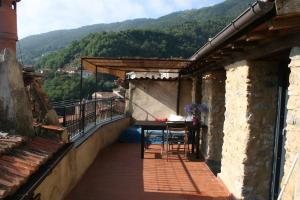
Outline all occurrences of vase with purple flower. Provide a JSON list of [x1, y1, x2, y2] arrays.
[[184, 103, 208, 126]]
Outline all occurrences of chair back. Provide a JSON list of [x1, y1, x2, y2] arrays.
[[166, 121, 187, 131]]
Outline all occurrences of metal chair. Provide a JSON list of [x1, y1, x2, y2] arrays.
[[165, 121, 189, 161]]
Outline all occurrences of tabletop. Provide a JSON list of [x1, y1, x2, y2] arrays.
[[136, 120, 206, 159]]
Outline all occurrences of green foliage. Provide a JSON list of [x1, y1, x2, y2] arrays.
[[43, 72, 117, 102], [18, 0, 256, 65], [21, 0, 256, 101], [36, 30, 201, 69]]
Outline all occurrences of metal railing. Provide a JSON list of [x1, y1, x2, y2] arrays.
[[53, 98, 125, 141]]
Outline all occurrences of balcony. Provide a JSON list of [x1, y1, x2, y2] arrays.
[[27, 95, 231, 200], [47, 78, 231, 200]]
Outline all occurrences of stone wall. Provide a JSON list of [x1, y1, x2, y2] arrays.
[[295, 159, 300, 199], [281, 47, 300, 200], [126, 79, 192, 121], [33, 118, 131, 200], [179, 78, 193, 116], [200, 70, 226, 174], [219, 60, 278, 199], [0, 49, 34, 135], [192, 76, 202, 104], [219, 62, 249, 199], [276, 0, 300, 15]]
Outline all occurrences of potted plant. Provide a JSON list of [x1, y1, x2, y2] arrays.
[[184, 103, 208, 126]]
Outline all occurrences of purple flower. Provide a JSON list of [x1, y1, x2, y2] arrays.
[[197, 104, 209, 113], [184, 104, 192, 114], [184, 103, 208, 116]]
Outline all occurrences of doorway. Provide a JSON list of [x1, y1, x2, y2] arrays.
[[270, 59, 290, 200]]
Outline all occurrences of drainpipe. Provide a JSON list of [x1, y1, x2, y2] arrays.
[[190, 0, 275, 61]]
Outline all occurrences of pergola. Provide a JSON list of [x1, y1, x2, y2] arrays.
[[81, 57, 192, 78], [80, 57, 193, 114]]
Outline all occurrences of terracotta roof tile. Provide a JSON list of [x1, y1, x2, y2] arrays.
[[40, 125, 65, 132], [0, 190, 8, 199], [0, 136, 64, 199], [0, 178, 18, 190], [0, 136, 25, 155], [0, 159, 33, 175]]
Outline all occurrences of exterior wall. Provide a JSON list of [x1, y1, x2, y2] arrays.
[[0, 49, 34, 135], [219, 62, 249, 199], [33, 118, 131, 200], [219, 60, 278, 199], [200, 70, 226, 174], [281, 47, 300, 200], [0, 0, 18, 53], [276, 0, 300, 15], [126, 79, 192, 121], [192, 76, 202, 104], [179, 78, 193, 116], [295, 159, 300, 199]]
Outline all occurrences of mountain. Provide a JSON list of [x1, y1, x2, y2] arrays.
[[18, 0, 256, 65], [36, 30, 202, 69]]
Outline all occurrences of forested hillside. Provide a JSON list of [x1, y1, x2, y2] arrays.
[[44, 73, 116, 102], [21, 0, 256, 101], [18, 0, 256, 65], [36, 30, 201, 69]]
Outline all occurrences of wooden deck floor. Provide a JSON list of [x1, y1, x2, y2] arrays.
[[66, 144, 231, 200]]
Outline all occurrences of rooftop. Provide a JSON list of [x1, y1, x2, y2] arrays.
[[0, 136, 64, 199]]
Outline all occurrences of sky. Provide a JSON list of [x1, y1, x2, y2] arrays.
[[17, 0, 224, 39]]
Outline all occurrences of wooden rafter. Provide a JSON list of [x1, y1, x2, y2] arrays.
[[81, 57, 192, 78]]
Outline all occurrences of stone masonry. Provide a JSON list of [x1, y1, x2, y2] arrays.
[[0, 49, 34, 135], [281, 47, 300, 200], [276, 0, 300, 15], [200, 70, 226, 174], [179, 78, 193, 116], [192, 75, 202, 104], [219, 60, 278, 199]]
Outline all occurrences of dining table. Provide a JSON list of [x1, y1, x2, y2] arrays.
[[135, 120, 206, 159]]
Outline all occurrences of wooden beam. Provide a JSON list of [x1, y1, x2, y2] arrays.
[[231, 40, 260, 49], [243, 32, 300, 60], [102, 66, 181, 71], [82, 58, 192, 70], [269, 17, 300, 30], [185, 32, 300, 74], [246, 34, 269, 42]]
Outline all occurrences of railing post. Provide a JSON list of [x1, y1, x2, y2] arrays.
[[95, 66, 98, 125], [82, 102, 86, 135], [94, 99, 97, 125], [110, 98, 113, 120], [63, 106, 66, 127]]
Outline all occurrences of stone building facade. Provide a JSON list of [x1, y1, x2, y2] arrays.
[[186, 1, 300, 199], [193, 47, 300, 200], [0, 49, 34, 135], [276, 0, 300, 15], [218, 60, 278, 199], [200, 70, 226, 174], [281, 47, 300, 200]]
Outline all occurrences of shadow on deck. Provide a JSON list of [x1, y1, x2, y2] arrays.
[[66, 143, 230, 200]]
